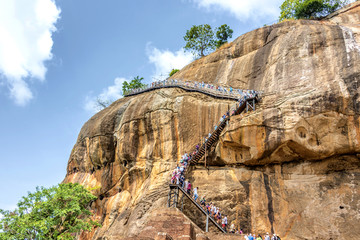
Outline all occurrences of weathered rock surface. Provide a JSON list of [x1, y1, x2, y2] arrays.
[[123, 208, 198, 240], [64, 2, 360, 240]]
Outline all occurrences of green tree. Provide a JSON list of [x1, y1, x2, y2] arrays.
[[215, 24, 233, 49], [279, 0, 348, 21], [295, 0, 327, 18], [0, 183, 99, 240], [169, 69, 179, 77], [122, 76, 146, 95], [184, 24, 233, 57], [279, 0, 299, 21], [184, 24, 215, 57], [96, 97, 111, 110]]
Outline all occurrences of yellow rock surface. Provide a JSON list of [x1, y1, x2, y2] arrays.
[[64, 3, 360, 240]]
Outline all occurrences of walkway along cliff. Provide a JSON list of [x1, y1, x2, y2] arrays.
[[63, 2, 360, 240]]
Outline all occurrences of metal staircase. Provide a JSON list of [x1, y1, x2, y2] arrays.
[[122, 77, 261, 235], [168, 184, 226, 233], [168, 95, 259, 233], [189, 97, 258, 165]]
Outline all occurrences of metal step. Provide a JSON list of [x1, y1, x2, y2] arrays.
[[168, 184, 226, 233]]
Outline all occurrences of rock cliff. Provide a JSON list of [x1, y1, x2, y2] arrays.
[[64, 2, 360, 240]]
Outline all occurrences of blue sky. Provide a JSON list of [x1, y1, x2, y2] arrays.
[[0, 0, 284, 210]]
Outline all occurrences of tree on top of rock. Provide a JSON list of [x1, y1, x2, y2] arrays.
[[279, 0, 349, 21], [184, 24, 215, 57], [215, 24, 233, 49], [184, 24, 233, 57], [122, 76, 146, 95]]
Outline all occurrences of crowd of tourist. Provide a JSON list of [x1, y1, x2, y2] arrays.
[[199, 196, 228, 230], [169, 135, 234, 233], [125, 78, 260, 101], [166, 82, 270, 237], [243, 233, 281, 240], [171, 167, 232, 232], [170, 153, 191, 186]]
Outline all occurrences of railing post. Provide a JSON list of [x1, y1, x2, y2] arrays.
[[180, 190, 184, 212], [205, 140, 207, 168], [206, 215, 209, 232], [168, 189, 171, 207], [175, 187, 178, 208]]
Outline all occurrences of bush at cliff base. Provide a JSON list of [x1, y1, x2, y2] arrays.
[[0, 183, 100, 240]]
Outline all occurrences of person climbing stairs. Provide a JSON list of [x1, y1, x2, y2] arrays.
[[168, 89, 260, 234]]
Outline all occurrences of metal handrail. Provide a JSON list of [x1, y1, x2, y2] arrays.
[[169, 184, 226, 233], [167, 92, 260, 234], [188, 96, 258, 165], [124, 79, 259, 101]]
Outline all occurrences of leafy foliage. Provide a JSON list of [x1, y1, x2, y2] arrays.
[[215, 24, 233, 49], [184, 24, 215, 57], [279, 0, 348, 21], [169, 69, 180, 77], [0, 183, 99, 240], [122, 76, 146, 95], [295, 0, 327, 18], [279, 0, 299, 21], [184, 24, 234, 57]]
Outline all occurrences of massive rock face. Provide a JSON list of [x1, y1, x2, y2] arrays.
[[64, 2, 360, 240]]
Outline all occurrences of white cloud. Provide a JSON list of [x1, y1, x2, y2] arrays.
[[0, 203, 17, 212], [146, 43, 193, 81], [8, 78, 33, 106], [85, 77, 127, 113], [0, 0, 60, 106], [85, 45, 194, 113], [190, 0, 283, 22]]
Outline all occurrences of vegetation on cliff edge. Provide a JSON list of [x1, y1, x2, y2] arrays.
[[184, 24, 233, 57], [279, 0, 349, 21], [169, 69, 180, 77]]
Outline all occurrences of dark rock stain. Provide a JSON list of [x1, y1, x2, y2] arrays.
[[240, 180, 250, 198], [145, 113, 155, 159], [239, 180, 252, 232], [250, 27, 277, 90], [131, 120, 140, 161], [170, 115, 178, 159], [263, 173, 274, 234]]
